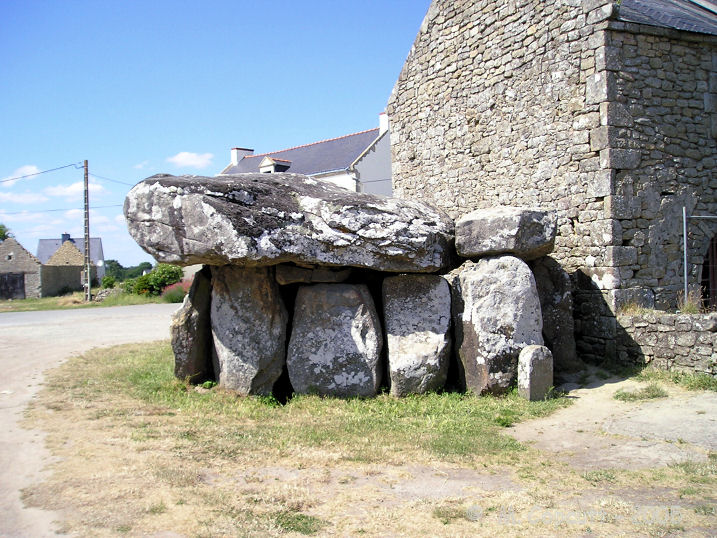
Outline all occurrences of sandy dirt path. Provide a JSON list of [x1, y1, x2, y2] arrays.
[[0, 303, 177, 537]]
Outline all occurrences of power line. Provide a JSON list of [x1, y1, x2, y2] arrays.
[[89, 172, 135, 187], [0, 162, 83, 184], [0, 204, 123, 216]]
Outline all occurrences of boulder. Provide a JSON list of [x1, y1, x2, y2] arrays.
[[124, 173, 454, 273], [450, 257, 544, 394], [455, 207, 557, 261], [383, 275, 451, 396], [171, 265, 213, 381], [287, 284, 382, 397], [530, 256, 583, 373], [210, 265, 288, 395], [275, 264, 352, 285], [518, 345, 554, 401]]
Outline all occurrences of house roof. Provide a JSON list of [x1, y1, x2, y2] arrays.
[[45, 240, 85, 266], [617, 0, 717, 36], [221, 128, 381, 176], [36, 237, 104, 265], [0, 237, 41, 265]]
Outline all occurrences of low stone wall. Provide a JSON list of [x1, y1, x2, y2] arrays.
[[616, 312, 717, 376]]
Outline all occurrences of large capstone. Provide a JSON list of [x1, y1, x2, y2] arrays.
[[450, 257, 544, 395], [455, 207, 557, 261], [171, 265, 213, 382], [210, 265, 288, 395], [124, 173, 454, 272], [383, 275, 452, 396], [287, 283, 383, 397]]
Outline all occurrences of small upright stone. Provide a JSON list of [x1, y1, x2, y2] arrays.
[[518, 345, 554, 401], [455, 207, 557, 261], [383, 275, 452, 396], [171, 266, 213, 382], [211, 265, 288, 395], [287, 284, 382, 397]]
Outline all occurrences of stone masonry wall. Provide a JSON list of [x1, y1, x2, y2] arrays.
[[617, 312, 717, 376], [0, 238, 42, 298], [603, 23, 717, 310], [387, 0, 617, 275]]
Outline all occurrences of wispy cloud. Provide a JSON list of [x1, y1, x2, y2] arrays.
[[133, 160, 150, 170], [0, 191, 49, 204], [2, 165, 41, 187], [166, 152, 214, 169], [44, 181, 105, 200]]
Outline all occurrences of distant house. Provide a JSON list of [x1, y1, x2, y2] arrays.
[[37, 233, 105, 280], [220, 113, 393, 196], [0, 237, 42, 299]]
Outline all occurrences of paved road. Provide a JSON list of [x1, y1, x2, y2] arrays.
[[0, 303, 177, 537]]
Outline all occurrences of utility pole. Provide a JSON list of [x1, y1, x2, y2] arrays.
[[84, 159, 91, 302]]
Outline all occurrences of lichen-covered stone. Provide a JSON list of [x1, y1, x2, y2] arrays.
[[518, 345, 554, 401], [210, 265, 287, 395], [171, 265, 213, 381], [287, 284, 382, 397], [124, 173, 454, 273], [450, 257, 544, 395], [383, 275, 451, 396], [455, 207, 557, 261], [274, 264, 352, 285]]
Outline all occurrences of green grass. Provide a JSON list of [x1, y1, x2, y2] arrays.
[[636, 369, 717, 392], [55, 342, 570, 465], [272, 511, 326, 535], [613, 383, 669, 402], [0, 291, 164, 312]]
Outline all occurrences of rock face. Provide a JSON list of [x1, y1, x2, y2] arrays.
[[124, 173, 454, 273], [275, 264, 352, 285], [210, 265, 288, 395], [451, 256, 544, 395], [455, 207, 557, 261], [383, 275, 451, 396], [171, 266, 213, 381], [287, 284, 383, 397], [518, 345, 554, 401], [530, 256, 582, 373]]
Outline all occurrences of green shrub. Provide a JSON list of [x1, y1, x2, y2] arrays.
[[101, 275, 116, 289], [122, 264, 183, 296]]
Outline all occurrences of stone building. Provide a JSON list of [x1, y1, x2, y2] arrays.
[[387, 0, 717, 362], [0, 238, 42, 299]]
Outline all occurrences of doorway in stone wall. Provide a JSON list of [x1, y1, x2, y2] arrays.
[[701, 235, 717, 308]]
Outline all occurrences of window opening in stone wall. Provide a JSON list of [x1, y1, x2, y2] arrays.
[[701, 235, 717, 309]]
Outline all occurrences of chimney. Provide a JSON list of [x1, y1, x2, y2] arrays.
[[61, 233, 71, 243], [231, 147, 254, 165], [379, 112, 389, 136]]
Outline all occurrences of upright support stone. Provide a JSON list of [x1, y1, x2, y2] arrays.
[[518, 345, 554, 401], [383, 275, 452, 396], [171, 265, 213, 382], [211, 265, 288, 395], [287, 284, 383, 397]]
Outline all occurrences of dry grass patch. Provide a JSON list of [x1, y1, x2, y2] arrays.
[[23, 342, 717, 536]]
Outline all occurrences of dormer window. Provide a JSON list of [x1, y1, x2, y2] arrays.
[[259, 156, 292, 174]]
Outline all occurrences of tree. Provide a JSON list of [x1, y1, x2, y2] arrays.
[[104, 259, 125, 281], [0, 223, 11, 240]]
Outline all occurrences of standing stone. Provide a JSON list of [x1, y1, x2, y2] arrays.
[[287, 284, 382, 397], [518, 345, 554, 401], [210, 265, 288, 395], [530, 256, 583, 373], [455, 207, 557, 261], [171, 265, 213, 382], [383, 275, 451, 396], [451, 257, 544, 395]]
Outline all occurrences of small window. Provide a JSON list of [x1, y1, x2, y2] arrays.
[[5, 253, 13, 261]]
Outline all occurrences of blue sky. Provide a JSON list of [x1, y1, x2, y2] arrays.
[[0, 0, 431, 266]]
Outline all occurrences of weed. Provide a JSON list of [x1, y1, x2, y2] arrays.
[[200, 380, 217, 389], [614, 383, 668, 402], [433, 504, 469, 524], [677, 289, 703, 314], [272, 511, 325, 535], [582, 470, 617, 484], [617, 302, 654, 316], [694, 504, 715, 515], [147, 501, 167, 514], [637, 369, 717, 392]]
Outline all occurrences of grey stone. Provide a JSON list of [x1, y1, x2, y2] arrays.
[[600, 102, 634, 127], [274, 264, 352, 285], [210, 265, 288, 395], [518, 345, 554, 401], [586, 170, 615, 198], [600, 149, 641, 170], [451, 257, 544, 395], [455, 207, 557, 261], [530, 256, 582, 373], [287, 284, 382, 397], [124, 173, 454, 273], [171, 266, 213, 382], [383, 275, 451, 396]]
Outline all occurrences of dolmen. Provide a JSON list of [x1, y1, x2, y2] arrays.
[[125, 173, 573, 400]]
